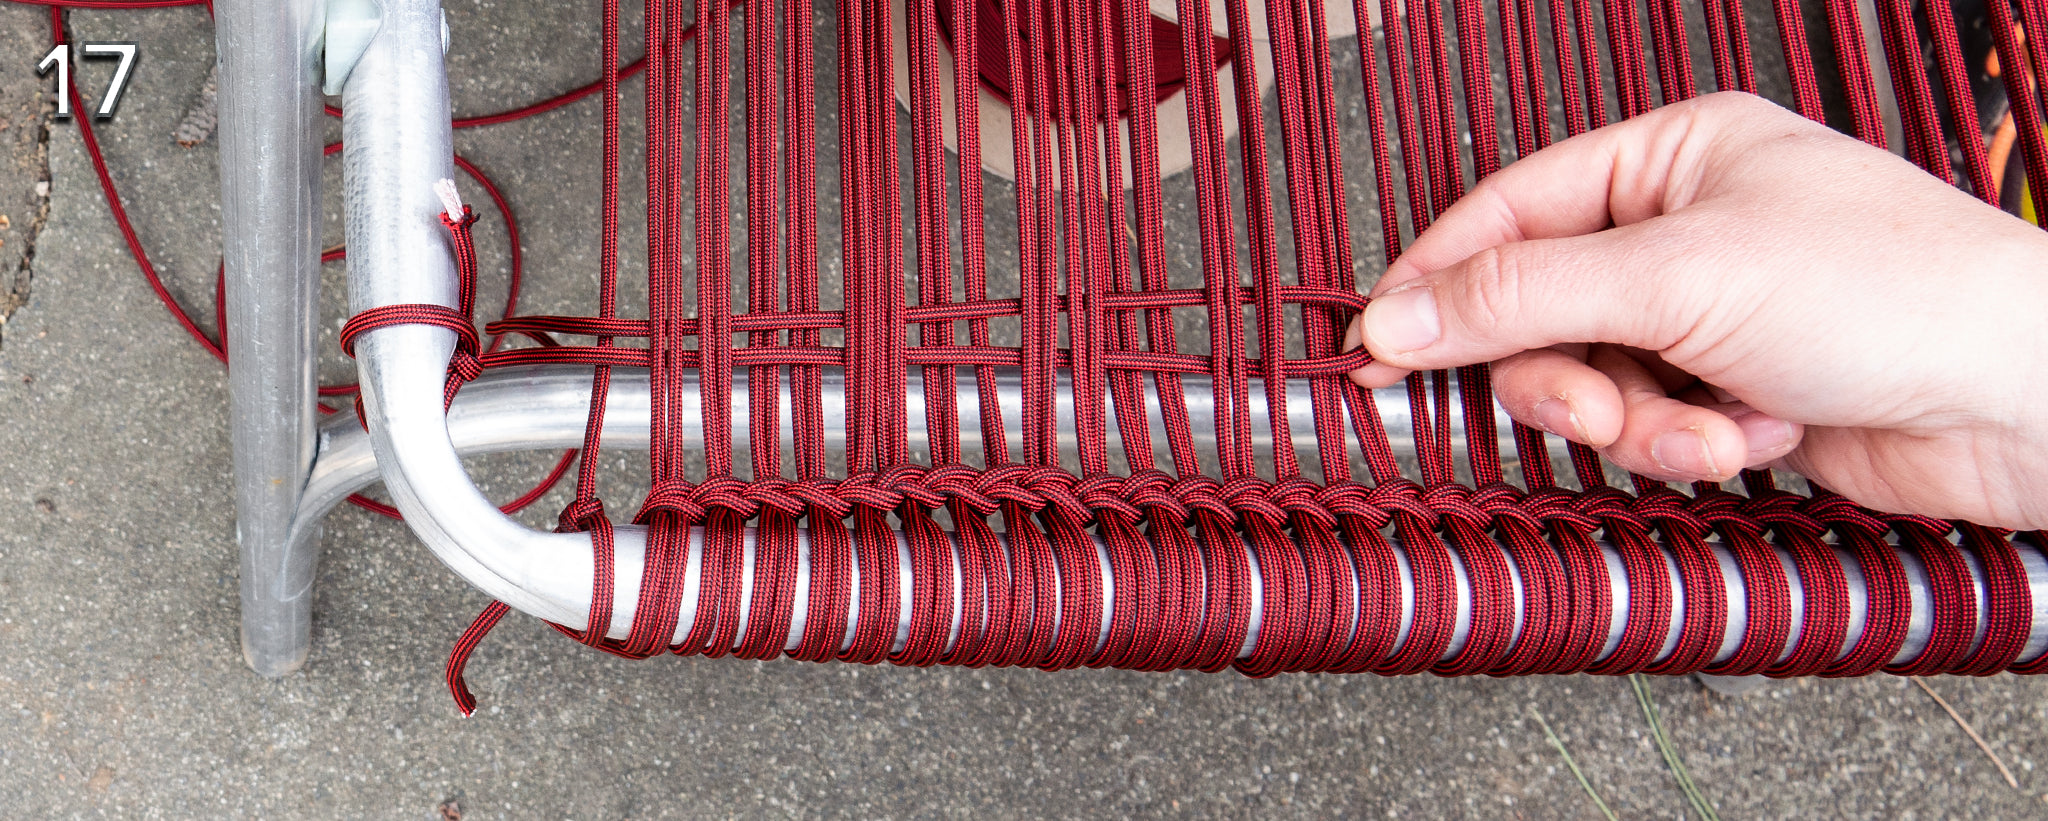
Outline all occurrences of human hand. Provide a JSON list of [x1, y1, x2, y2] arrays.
[[1344, 91, 2048, 530]]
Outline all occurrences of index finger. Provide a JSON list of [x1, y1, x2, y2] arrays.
[[1369, 92, 1807, 295]]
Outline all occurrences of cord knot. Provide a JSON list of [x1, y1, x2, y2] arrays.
[[1421, 483, 1489, 531], [636, 480, 705, 521], [1269, 477, 1336, 530], [1744, 489, 1833, 538], [1312, 481, 1377, 523], [879, 464, 945, 509], [1632, 487, 1710, 539], [1018, 466, 1087, 523], [1470, 482, 1540, 532], [787, 477, 852, 517], [1169, 475, 1233, 522], [1576, 486, 1649, 535], [1364, 479, 1431, 526], [1687, 488, 1767, 541], [1077, 474, 1143, 522], [834, 471, 904, 512], [689, 476, 754, 517], [740, 478, 805, 517], [1219, 476, 1285, 527], [555, 497, 609, 533], [928, 464, 1001, 515]]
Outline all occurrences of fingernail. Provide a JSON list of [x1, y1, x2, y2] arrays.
[[1652, 428, 1721, 479], [1532, 397, 1586, 441], [1362, 286, 1441, 354], [1734, 412, 1796, 459]]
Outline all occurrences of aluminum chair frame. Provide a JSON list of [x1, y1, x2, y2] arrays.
[[222, 0, 2048, 678]]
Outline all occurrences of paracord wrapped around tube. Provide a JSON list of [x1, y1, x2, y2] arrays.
[[550, 518, 2048, 674]]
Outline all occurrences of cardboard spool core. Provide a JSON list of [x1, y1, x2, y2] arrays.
[[889, 0, 1377, 186]]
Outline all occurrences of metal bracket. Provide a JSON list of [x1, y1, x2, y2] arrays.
[[324, 0, 448, 97], [322, 0, 380, 96]]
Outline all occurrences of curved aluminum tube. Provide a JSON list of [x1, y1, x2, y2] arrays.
[[343, 1, 2048, 671], [347, 0, 578, 632]]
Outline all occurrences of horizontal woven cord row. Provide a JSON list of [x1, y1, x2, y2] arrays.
[[472, 341, 1372, 377], [489, 284, 1369, 339], [565, 464, 1959, 542]]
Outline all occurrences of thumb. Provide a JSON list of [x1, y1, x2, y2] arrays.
[[1349, 221, 1706, 381]]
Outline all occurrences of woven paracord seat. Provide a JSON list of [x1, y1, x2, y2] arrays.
[[209, 0, 2048, 708]]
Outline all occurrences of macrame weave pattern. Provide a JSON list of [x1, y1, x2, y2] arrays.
[[366, 0, 2048, 712]]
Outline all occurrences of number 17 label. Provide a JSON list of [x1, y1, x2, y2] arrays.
[[37, 43, 140, 120]]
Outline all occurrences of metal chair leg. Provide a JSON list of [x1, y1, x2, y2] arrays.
[[216, 0, 327, 677]]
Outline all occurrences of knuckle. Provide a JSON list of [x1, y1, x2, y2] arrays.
[[1686, 90, 1779, 126], [1694, 89, 1761, 112], [1455, 245, 1530, 332]]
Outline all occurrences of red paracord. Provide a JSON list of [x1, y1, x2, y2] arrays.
[[339, 209, 485, 416], [44, 0, 2048, 714]]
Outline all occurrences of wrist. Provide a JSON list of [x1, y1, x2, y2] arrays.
[[1987, 251, 2048, 529]]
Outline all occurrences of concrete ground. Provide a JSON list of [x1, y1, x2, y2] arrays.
[[2, 1, 2046, 818]]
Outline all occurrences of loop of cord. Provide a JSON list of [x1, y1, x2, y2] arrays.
[[338, 209, 484, 424]]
